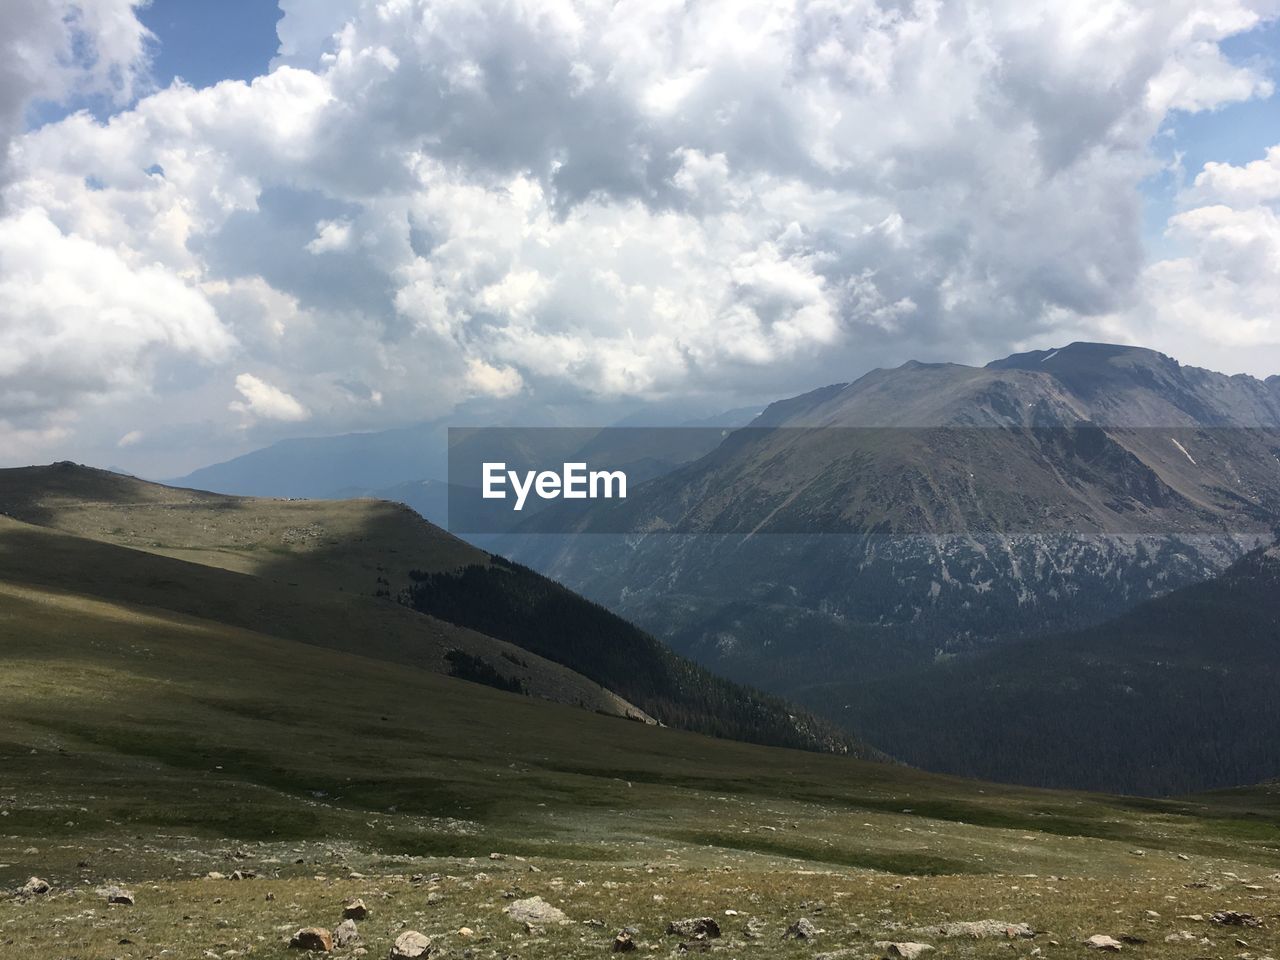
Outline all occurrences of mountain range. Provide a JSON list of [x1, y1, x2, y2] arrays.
[[163, 342, 1280, 793]]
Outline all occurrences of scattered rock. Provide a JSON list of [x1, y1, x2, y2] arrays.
[[104, 885, 134, 905], [343, 898, 369, 920], [785, 918, 820, 940], [1213, 911, 1263, 927], [457, 926, 474, 937], [1084, 935, 1123, 951], [206, 871, 226, 880], [612, 931, 637, 952], [505, 895, 568, 925], [289, 927, 334, 952], [388, 930, 434, 959], [744, 918, 767, 940], [20, 877, 51, 896], [914, 920, 1033, 939], [426, 892, 443, 906], [666, 917, 721, 939], [333, 919, 359, 948], [874, 942, 934, 959]]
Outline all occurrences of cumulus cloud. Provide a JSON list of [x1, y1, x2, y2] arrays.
[[4, 0, 1280, 469], [1112, 142, 1280, 373], [0, 0, 152, 188], [229, 373, 310, 423], [0, 207, 234, 421]]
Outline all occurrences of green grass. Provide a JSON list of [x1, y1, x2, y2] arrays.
[[2, 470, 1280, 957]]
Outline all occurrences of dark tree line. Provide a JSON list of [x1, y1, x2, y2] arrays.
[[403, 557, 879, 758]]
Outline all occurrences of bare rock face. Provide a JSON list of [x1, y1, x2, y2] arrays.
[[289, 927, 334, 951], [20, 877, 51, 896], [343, 897, 369, 920], [666, 917, 721, 939], [333, 919, 359, 948], [1084, 934, 1124, 951], [389, 930, 434, 959], [504, 895, 568, 925]]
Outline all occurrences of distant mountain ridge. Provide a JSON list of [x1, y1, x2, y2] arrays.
[[497, 343, 1280, 790]]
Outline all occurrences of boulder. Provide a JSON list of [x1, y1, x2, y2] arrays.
[[389, 931, 434, 959], [505, 895, 568, 925], [666, 917, 721, 939], [289, 927, 334, 951], [343, 898, 369, 920]]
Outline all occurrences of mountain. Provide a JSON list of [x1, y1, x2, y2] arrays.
[[0, 462, 867, 757], [836, 542, 1280, 795], [498, 343, 1280, 788], [171, 420, 452, 499], [6, 475, 1280, 960], [170, 407, 763, 506]]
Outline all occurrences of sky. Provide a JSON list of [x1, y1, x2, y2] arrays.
[[2, 0, 1280, 477]]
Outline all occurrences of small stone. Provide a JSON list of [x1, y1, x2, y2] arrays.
[[343, 898, 369, 920], [1213, 912, 1263, 928], [666, 918, 721, 939], [613, 931, 638, 952], [289, 927, 333, 952], [874, 942, 934, 959], [333, 919, 359, 948], [505, 895, 568, 925], [1084, 935, 1124, 951], [388, 931, 434, 959], [426, 891, 443, 906], [457, 927, 473, 937], [785, 918, 820, 941], [206, 871, 226, 880], [20, 877, 51, 896], [744, 918, 767, 940], [104, 886, 135, 905]]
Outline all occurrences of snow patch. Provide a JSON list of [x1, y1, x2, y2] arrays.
[[1170, 437, 1197, 465]]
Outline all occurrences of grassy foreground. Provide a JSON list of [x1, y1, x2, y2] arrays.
[[2, 571, 1280, 959]]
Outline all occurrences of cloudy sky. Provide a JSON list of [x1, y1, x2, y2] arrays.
[[3, 0, 1280, 476]]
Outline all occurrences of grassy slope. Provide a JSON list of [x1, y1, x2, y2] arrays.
[[0, 463, 866, 754], [2, 527, 1280, 957]]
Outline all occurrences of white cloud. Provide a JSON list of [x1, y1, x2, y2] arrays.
[[117, 429, 143, 447], [229, 373, 310, 423], [1109, 142, 1280, 374], [464, 358, 524, 399], [0, 207, 234, 420], [0, 0, 152, 188], [306, 217, 353, 253]]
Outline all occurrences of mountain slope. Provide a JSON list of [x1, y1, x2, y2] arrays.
[[8, 536, 1280, 959], [0, 463, 868, 756], [835, 543, 1280, 795], [499, 343, 1280, 789]]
